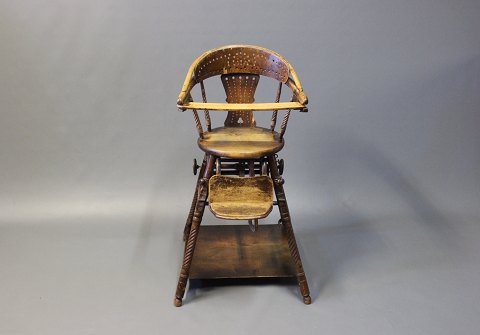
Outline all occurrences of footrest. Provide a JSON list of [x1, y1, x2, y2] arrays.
[[189, 225, 296, 279], [208, 175, 274, 220]]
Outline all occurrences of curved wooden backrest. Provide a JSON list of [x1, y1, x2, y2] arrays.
[[177, 45, 308, 106], [194, 46, 289, 83]]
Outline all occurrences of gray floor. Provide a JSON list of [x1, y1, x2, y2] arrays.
[[2, 210, 479, 335]]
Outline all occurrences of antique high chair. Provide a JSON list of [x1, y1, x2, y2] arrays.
[[174, 45, 311, 307]]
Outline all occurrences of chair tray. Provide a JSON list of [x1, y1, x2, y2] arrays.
[[208, 175, 274, 220]]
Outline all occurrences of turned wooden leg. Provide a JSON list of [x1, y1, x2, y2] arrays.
[[268, 155, 312, 305], [175, 155, 215, 307], [183, 155, 207, 241]]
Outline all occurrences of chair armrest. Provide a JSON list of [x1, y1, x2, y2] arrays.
[[177, 102, 307, 112]]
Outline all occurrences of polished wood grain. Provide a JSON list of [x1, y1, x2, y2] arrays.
[[177, 45, 308, 106], [178, 101, 305, 111], [189, 224, 296, 279], [198, 127, 284, 159], [221, 73, 259, 127], [175, 45, 312, 307]]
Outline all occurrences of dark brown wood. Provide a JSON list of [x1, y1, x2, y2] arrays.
[[270, 82, 282, 131], [183, 155, 207, 242], [175, 45, 312, 307], [189, 224, 296, 279], [268, 154, 311, 304], [177, 45, 308, 107], [194, 46, 289, 83], [192, 108, 203, 138], [175, 154, 215, 307], [221, 74, 259, 127], [279, 109, 291, 139]]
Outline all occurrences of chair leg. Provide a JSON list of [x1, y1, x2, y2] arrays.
[[267, 155, 312, 305], [183, 155, 207, 241], [175, 155, 215, 307]]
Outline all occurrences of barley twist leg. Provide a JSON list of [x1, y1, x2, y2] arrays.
[[183, 155, 207, 241], [268, 155, 311, 304], [175, 155, 214, 307]]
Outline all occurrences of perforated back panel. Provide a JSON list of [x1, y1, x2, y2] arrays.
[[194, 46, 289, 84], [221, 74, 260, 127]]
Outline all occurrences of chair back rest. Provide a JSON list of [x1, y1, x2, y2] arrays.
[[192, 45, 292, 128], [193, 45, 290, 83], [178, 45, 308, 136], [221, 74, 259, 127]]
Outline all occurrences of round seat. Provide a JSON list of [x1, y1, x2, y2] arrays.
[[198, 127, 284, 159]]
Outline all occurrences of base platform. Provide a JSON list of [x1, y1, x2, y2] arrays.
[[189, 224, 296, 279]]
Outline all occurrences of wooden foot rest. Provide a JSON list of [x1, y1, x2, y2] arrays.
[[189, 225, 296, 279], [208, 175, 274, 220]]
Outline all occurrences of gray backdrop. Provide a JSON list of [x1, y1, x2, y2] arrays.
[[1, 1, 479, 334]]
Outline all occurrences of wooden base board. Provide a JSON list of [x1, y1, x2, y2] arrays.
[[189, 224, 296, 279]]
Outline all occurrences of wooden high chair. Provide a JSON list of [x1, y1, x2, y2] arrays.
[[174, 45, 311, 307]]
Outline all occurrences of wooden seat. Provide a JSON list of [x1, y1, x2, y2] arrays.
[[198, 127, 284, 159], [209, 175, 274, 219], [174, 45, 312, 307]]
